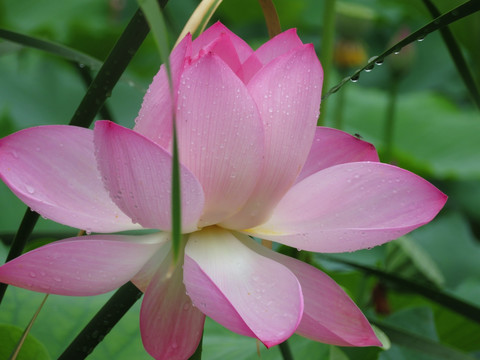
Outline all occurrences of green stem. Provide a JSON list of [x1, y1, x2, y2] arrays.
[[58, 282, 142, 360], [9, 294, 49, 360], [318, 0, 336, 126], [279, 340, 294, 360], [383, 78, 399, 163]]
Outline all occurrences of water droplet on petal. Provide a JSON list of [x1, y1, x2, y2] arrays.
[[25, 185, 35, 194]]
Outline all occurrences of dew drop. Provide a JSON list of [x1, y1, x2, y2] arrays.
[[350, 74, 360, 83], [365, 63, 374, 72], [29, 271, 37, 278], [25, 185, 35, 194]]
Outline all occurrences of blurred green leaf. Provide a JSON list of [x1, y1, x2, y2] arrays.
[[388, 290, 480, 354], [372, 325, 391, 350], [386, 236, 445, 287], [427, 0, 480, 86], [410, 213, 480, 288], [340, 87, 480, 179], [202, 317, 335, 360], [421, 0, 480, 110], [0, 29, 102, 70], [0, 108, 15, 137], [330, 345, 350, 360], [317, 251, 480, 324], [374, 307, 475, 360], [323, 0, 480, 99], [435, 303, 480, 352], [0, 323, 50, 360]]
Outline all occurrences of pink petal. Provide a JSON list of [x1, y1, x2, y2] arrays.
[[241, 28, 304, 84], [0, 233, 166, 296], [254, 28, 304, 66], [222, 45, 323, 230], [140, 246, 205, 360], [192, 22, 253, 63], [130, 241, 171, 292], [175, 53, 264, 226], [197, 32, 242, 74], [134, 34, 192, 148], [243, 240, 381, 346], [183, 227, 303, 348], [296, 127, 379, 184], [94, 121, 205, 233], [0, 125, 137, 232], [245, 162, 447, 252]]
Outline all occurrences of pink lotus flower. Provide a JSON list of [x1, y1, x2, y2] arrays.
[[0, 22, 446, 359]]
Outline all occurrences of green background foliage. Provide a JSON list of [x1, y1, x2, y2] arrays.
[[0, 0, 479, 359]]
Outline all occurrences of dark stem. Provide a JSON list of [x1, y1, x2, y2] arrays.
[[333, 78, 347, 130], [422, 0, 480, 110], [322, 0, 480, 100], [69, 6, 151, 127], [58, 282, 143, 360], [0, 0, 168, 305], [0, 210, 39, 304], [319, 255, 480, 324], [72, 62, 116, 122], [279, 340, 294, 360]]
